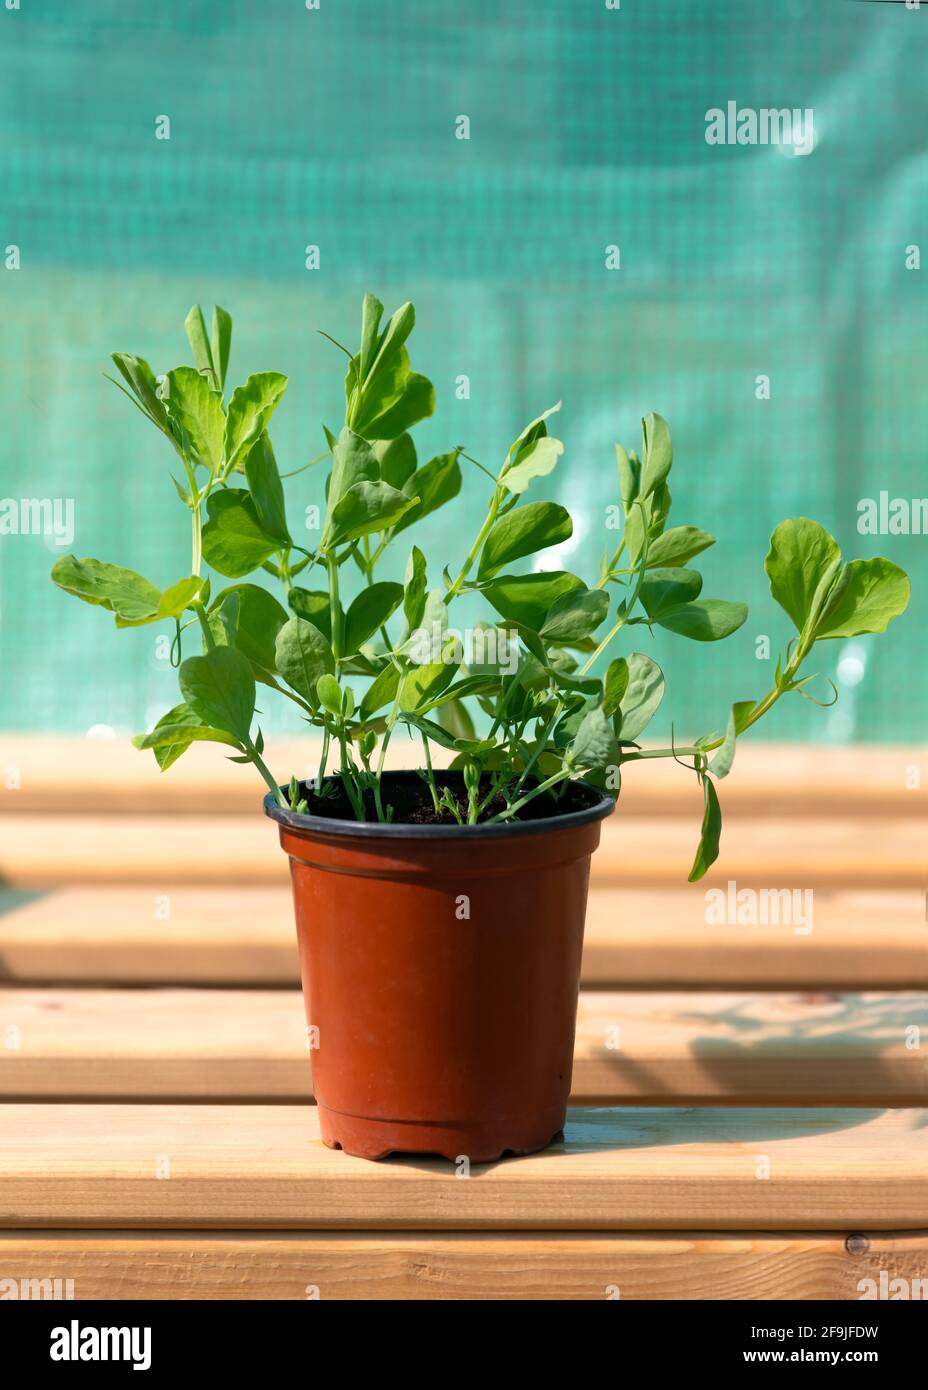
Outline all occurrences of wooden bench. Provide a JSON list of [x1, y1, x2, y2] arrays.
[[0, 738, 925, 1299]]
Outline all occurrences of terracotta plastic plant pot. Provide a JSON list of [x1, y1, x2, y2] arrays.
[[265, 773, 613, 1163]]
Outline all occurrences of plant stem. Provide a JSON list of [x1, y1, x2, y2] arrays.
[[193, 602, 215, 651], [420, 730, 441, 813], [485, 768, 573, 824], [246, 739, 287, 808], [444, 486, 503, 602]]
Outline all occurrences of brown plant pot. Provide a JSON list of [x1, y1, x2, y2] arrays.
[[265, 773, 613, 1162]]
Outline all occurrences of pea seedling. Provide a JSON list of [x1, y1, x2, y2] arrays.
[[52, 296, 910, 878]]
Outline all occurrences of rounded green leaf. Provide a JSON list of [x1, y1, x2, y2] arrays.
[[211, 583, 289, 683], [164, 366, 225, 474], [344, 582, 404, 653], [179, 647, 255, 743], [764, 517, 841, 633], [477, 501, 573, 579], [640, 568, 703, 621], [485, 570, 585, 631], [540, 587, 610, 642], [813, 557, 910, 640], [330, 480, 419, 545], [616, 653, 665, 741], [393, 450, 463, 534], [275, 617, 335, 703], [316, 673, 343, 715], [202, 490, 280, 578], [567, 706, 618, 770], [360, 662, 400, 720], [657, 599, 748, 642], [51, 555, 161, 623], [645, 526, 715, 569]]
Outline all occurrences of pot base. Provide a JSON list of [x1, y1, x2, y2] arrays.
[[317, 1103, 566, 1164]]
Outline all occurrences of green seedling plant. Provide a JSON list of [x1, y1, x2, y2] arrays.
[[52, 296, 911, 879]]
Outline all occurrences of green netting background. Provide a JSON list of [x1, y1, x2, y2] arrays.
[[0, 0, 924, 742]]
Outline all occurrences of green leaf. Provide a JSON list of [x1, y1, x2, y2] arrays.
[[288, 588, 335, 643], [51, 555, 161, 623], [688, 775, 722, 882], [540, 587, 609, 643], [813, 557, 910, 640], [567, 706, 618, 770], [437, 697, 477, 742], [615, 444, 639, 508], [603, 658, 629, 717], [359, 292, 384, 380], [403, 546, 428, 630], [164, 366, 225, 473], [506, 403, 561, 462], [501, 435, 564, 495], [224, 371, 288, 472], [709, 705, 742, 780], [133, 702, 240, 771], [275, 617, 335, 703], [316, 673, 343, 715], [393, 450, 463, 534], [360, 662, 400, 719], [114, 574, 207, 628], [210, 583, 289, 684], [110, 353, 170, 434], [372, 433, 417, 490], [399, 661, 456, 714], [399, 587, 450, 660], [640, 567, 703, 621], [201, 489, 280, 578], [639, 413, 672, 500], [485, 570, 585, 631], [615, 653, 665, 741], [344, 582, 404, 652], [365, 301, 415, 386], [645, 526, 716, 569], [323, 428, 379, 538], [478, 501, 573, 579], [764, 517, 841, 633], [363, 371, 435, 440], [211, 306, 232, 392], [657, 598, 748, 642], [134, 714, 240, 756], [348, 345, 405, 435], [184, 304, 217, 388], [179, 646, 255, 742], [330, 480, 418, 544], [244, 434, 290, 544]]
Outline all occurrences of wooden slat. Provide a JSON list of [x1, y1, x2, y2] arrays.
[[2, 737, 923, 817], [1, 1229, 925, 1300], [2, 988, 926, 1106], [2, 1104, 926, 1231], [2, 887, 924, 989], [0, 812, 923, 888]]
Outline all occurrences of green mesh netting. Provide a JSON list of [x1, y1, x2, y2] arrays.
[[0, 0, 923, 741]]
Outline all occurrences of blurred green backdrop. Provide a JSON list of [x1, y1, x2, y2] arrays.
[[0, 0, 924, 742]]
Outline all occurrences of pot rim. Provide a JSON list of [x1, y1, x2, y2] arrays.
[[263, 770, 614, 841]]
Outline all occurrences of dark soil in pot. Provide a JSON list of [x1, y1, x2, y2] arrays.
[[288, 770, 605, 826]]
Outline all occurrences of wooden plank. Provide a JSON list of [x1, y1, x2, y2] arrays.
[[0, 812, 923, 888], [2, 736, 923, 817], [2, 1104, 926, 1231], [2, 988, 926, 1106], [1, 1229, 925, 1300], [2, 887, 925, 989]]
